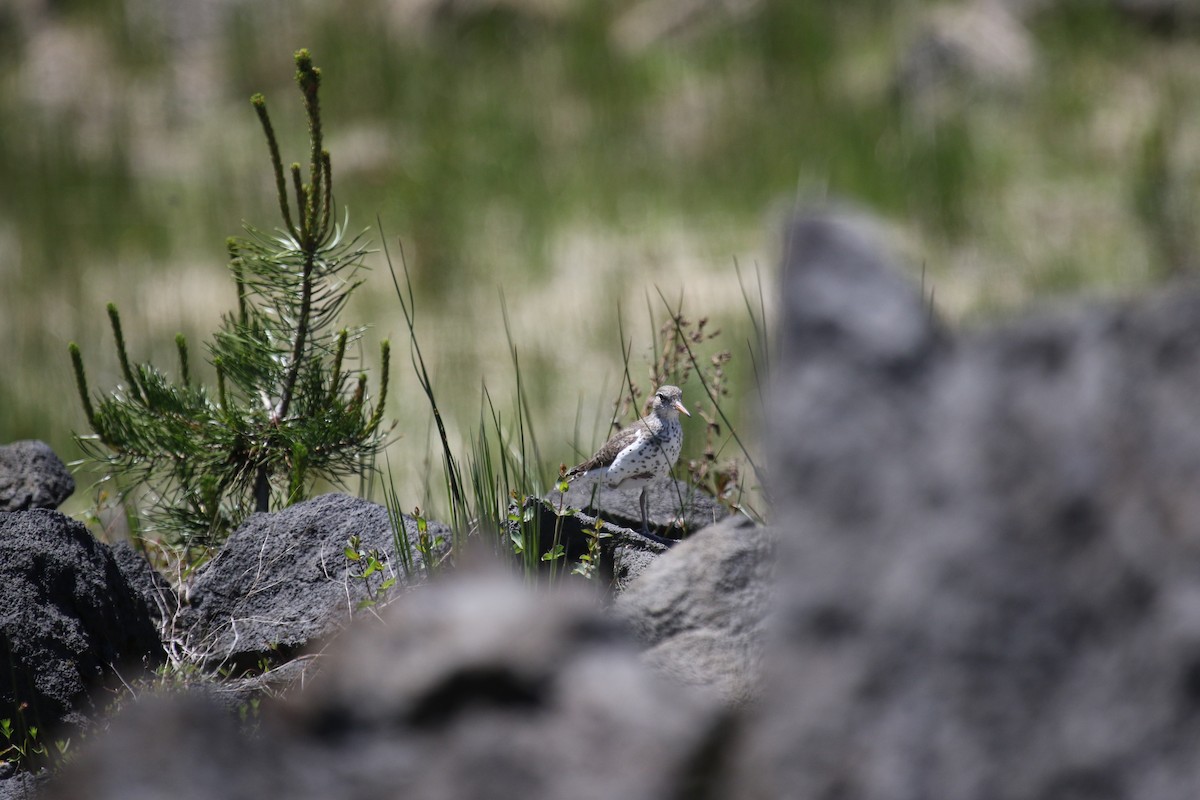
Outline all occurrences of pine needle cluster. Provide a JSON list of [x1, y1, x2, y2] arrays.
[[69, 50, 390, 548]]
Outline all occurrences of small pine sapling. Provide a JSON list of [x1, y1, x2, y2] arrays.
[[69, 50, 390, 548]]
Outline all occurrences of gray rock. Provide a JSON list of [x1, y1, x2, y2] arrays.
[[0, 509, 163, 745], [180, 493, 449, 671], [609, 534, 668, 591], [44, 690, 275, 800], [109, 540, 178, 631], [46, 569, 731, 800], [546, 475, 728, 537], [736, 210, 1200, 799], [615, 514, 774, 705], [0, 440, 74, 511], [0, 769, 45, 800]]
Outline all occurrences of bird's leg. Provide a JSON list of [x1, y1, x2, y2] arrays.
[[639, 487, 649, 533]]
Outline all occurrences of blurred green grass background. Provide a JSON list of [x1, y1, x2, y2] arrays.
[[2, 0, 1195, 521]]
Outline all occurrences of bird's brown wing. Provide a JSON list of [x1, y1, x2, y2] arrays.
[[567, 422, 644, 477]]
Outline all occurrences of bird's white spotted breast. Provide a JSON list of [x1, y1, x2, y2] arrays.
[[604, 419, 682, 488]]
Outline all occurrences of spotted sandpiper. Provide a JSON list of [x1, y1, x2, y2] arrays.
[[566, 385, 690, 533]]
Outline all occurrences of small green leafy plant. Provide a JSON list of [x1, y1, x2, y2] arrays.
[[69, 50, 390, 548], [1, 712, 70, 772], [571, 515, 610, 580], [344, 533, 399, 610]]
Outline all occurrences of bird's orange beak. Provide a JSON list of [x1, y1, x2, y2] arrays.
[[675, 400, 691, 417]]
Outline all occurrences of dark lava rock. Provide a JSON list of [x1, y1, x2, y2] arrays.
[[180, 493, 450, 672], [532, 477, 731, 591], [520, 496, 671, 591], [0, 769, 45, 800], [0, 440, 74, 512], [109, 540, 178, 631], [0, 509, 163, 744], [546, 475, 728, 537]]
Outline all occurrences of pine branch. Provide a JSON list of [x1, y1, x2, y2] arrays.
[[291, 163, 307, 242], [176, 334, 190, 386], [275, 249, 315, 423], [368, 340, 390, 434], [228, 238, 248, 327], [250, 94, 296, 240], [328, 329, 348, 404], [295, 49, 324, 239], [68, 342, 96, 429], [107, 303, 145, 404], [319, 150, 333, 241]]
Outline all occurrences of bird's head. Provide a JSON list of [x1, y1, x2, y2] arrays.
[[652, 385, 691, 419]]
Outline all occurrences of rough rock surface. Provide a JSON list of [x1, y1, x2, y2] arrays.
[[180, 493, 450, 671], [47, 570, 731, 800], [546, 475, 728, 538], [735, 211, 1200, 799], [0, 440, 74, 511], [0, 768, 45, 800], [615, 514, 773, 705], [0, 509, 163, 742], [109, 540, 178, 631]]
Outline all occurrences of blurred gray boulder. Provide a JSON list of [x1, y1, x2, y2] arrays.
[[735, 211, 1200, 799], [47, 569, 730, 800], [615, 514, 773, 705]]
